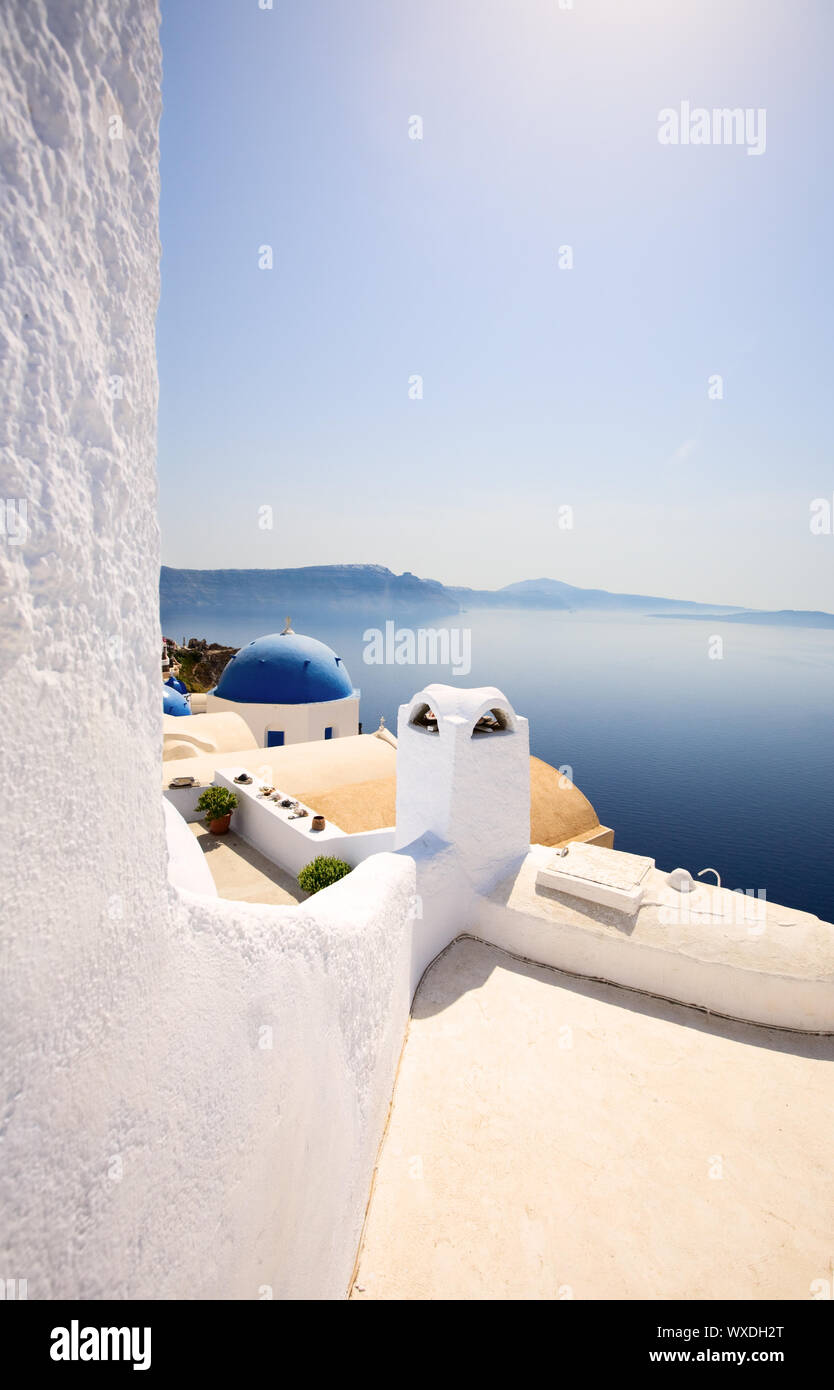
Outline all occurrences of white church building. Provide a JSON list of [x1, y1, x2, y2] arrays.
[[205, 619, 359, 747]]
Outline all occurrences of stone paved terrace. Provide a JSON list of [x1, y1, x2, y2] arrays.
[[351, 937, 834, 1301], [189, 824, 306, 905]]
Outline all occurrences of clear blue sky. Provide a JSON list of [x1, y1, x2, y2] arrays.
[[158, 0, 834, 610]]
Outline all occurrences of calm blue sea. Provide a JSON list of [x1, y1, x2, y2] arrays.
[[161, 604, 834, 923]]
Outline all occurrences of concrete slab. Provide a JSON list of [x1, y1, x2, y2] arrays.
[[536, 843, 654, 911], [189, 823, 306, 906]]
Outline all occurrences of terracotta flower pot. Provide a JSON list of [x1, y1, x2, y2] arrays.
[[208, 813, 232, 836]]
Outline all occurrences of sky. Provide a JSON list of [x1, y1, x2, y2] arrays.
[[157, 0, 834, 610]]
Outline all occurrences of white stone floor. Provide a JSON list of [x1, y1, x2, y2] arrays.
[[351, 937, 834, 1301]]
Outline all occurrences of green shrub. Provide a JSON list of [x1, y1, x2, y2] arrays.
[[196, 786, 238, 824], [298, 856, 352, 896]]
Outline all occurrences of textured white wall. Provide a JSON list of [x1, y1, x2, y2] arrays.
[[0, 0, 414, 1299], [164, 797, 217, 897]]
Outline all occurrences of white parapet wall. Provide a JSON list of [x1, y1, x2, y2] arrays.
[[474, 847, 834, 1033], [213, 767, 396, 876], [0, 0, 415, 1301], [163, 797, 217, 898], [162, 853, 416, 1298]]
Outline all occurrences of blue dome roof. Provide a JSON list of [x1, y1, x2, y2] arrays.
[[163, 686, 191, 716], [165, 675, 187, 695], [213, 632, 354, 705]]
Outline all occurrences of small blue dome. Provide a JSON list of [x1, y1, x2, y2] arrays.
[[165, 675, 187, 695], [213, 631, 354, 705], [163, 686, 191, 716]]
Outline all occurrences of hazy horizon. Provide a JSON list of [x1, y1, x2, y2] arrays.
[[157, 0, 834, 612], [160, 558, 834, 616]]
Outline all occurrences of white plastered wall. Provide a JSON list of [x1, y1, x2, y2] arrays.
[[206, 691, 359, 746], [0, 0, 414, 1300]]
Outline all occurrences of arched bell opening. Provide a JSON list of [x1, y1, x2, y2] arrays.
[[408, 701, 439, 733], [471, 706, 513, 736]]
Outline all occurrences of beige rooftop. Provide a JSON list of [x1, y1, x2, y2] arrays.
[[163, 731, 396, 796], [163, 726, 612, 848], [163, 710, 258, 760]]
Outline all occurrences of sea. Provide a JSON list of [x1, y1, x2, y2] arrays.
[[160, 604, 834, 923]]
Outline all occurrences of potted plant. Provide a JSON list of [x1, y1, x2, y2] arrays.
[[297, 856, 352, 896], [196, 785, 238, 836]]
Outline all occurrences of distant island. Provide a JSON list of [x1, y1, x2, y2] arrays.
[[652, 609, 834, 630], [160, 565, 834, 629]]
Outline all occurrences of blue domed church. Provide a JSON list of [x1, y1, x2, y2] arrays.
[[205, 620, 359, 748]]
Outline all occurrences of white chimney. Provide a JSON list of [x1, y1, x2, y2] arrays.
[[395, 683, 530, 893]]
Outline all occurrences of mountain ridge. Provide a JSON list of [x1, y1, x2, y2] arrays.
[[160, 564, 832, 625]]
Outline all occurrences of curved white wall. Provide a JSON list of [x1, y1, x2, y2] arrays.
[[0, 0, 413, 1301], [164, 797, 217, 897], [206, 692, 359, 746]]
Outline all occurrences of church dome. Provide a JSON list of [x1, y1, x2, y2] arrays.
[[165, 675, 187, 695], [213, 630, 354, 705], [529, 756, 602, 846], [163, 686, 191, 717]]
